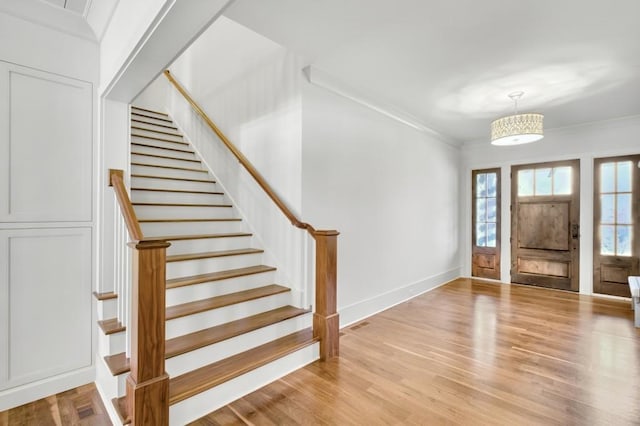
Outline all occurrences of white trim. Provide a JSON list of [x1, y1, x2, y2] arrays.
[[339, 268, 461, 328], [303, 65, 458, 147]]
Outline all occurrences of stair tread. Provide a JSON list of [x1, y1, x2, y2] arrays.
[[131, 133, 188, 145], [131, 125, 182, 138], [138, 218, 241, 223], [131, 187, 223, 195], [93, 291, 117, 301], [166, 264, 276, 289], [133, 202, 232, 207], [131, 105, 168, 116], [97, 318, 125, 335], [166, 283, 288, 320], [167, 248, 263, 263], [131, 162, 207, 173], [169, 329, 316, 405], [144, 232, 252, 241], [131, 152, 201, 163], [131, 174, 215, 183], [103, 305, 309, 376], [131, 118, 177, 130], [131, 141, 194, 154], [131, 111, 173, 123]]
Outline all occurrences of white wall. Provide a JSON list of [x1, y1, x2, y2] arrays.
[[301, 82, 462, 326], [460, 115, 640, 294]]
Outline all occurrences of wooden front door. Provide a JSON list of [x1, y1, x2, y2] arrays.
[[511, 160, 580, 291], [593, 155, 640, 297], [472, 169, 501, 279]]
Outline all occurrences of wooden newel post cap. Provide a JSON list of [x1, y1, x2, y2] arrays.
[[314, 230, 340, 237], [128, 240, 171, 250]]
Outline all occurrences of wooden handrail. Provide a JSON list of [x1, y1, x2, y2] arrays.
[[109, 169, 143, 241], [163, 70, 319, 237]]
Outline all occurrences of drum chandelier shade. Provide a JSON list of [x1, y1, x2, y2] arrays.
[[490, 92, 544, 146]]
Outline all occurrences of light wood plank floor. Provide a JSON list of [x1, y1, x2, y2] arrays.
[[2, 278, 639, 425]]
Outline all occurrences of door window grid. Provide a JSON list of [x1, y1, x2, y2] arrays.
[[600, 161, 633, 256], [475, 172, 497, 247], [517, 166, 572, 197]]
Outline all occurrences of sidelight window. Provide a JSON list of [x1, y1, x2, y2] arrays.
[[599, 161, 633, 256], [475, 172, 498, 247]]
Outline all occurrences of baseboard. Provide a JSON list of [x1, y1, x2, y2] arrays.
[[0, 366, 95, 411], [339, 267, 461, 328]]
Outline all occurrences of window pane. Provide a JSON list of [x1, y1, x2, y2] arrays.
[[476, 173, 487, 197], [535, 168, 552, 195], [487, 197, 497, 222], [601, 194, 615, 224], [487, 223, 497, 248], [616, 193, 632, 224], [617, 161, 632, 192], [518, 169, 534, 196], [476, 223, 487, 247], [553, 166, 572, 195], [616, 225, 632, 256], [487, 173, 497, 197], [601, 225, 615, 255], [476, 198, 487, 222], [601, 163, 615, 193]]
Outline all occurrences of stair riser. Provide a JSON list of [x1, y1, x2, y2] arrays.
[[166, 314, 312, 377], [97, 298, 117, 320], [134, 205, 235, 220], [131, 191, 226, 205], [131, 135, 186, 150], [98, 331, 125, 356], [166, 253, 264, 280], [140, 220, 244, 237], [132, 120, 179, 134], [132, 164, 209, 181], [131, 141, 194, 157], [166, 270, 276, 306], [131, 108, 169, 121], [132, 128, 183, 142], [96, 357, 124, 417], [131, 154, 201, 170], [132, 176, 217, 192], [165, 292, 291, 339], [131, 113, 173, 127], [166, 236, 254, 256], [169, 343, 319, 425]]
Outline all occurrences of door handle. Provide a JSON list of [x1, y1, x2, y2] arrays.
[[571, 224, 580, 239]]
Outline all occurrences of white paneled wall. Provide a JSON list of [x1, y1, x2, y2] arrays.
[[0, 60, 95, 410]]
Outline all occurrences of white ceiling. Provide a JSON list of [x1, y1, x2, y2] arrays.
[[41, 0, 88, 15], [225, 0, 640, 144]]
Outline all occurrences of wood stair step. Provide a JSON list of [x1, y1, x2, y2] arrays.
[[97, 318, 125, 335], [131, 111, 173, 123], [131, 187, 223, 195], [131, 106, 169, 116], [133, 202, 232, 208], [169, 329, 316, 404], [114, 329, 316, 423], [166, 284, 287, 320], [131, 118, 177, 130], [144, 232, 252, 242], [167, 248, 263, 263], [131, 141, 194, 154], [131, 174, 215, 183], [131, 126, 182, 138], [131, 152, 201, 163], [131, 132, 188, 145], [138, 218, 241, 223], [166, 264, 276, 290], [103, 305, 309, 376], [131, 162, 208, 173], [93, 291, 117, 301]]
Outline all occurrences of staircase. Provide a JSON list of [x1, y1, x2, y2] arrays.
[[95, 106, 320, 425]]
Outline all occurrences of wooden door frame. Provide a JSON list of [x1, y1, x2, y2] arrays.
[[471, 168, 501, 280], [511, 159, 580, 291]]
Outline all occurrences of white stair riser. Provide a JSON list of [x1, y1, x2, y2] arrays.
[[132, 120, 179, 134], [131, 113, 174, 127], [131, 135, 187, 151], [131, 128, 183, 142], [132, 176, 216, 192], [131, 190, 226, 205], [166, 252, 264, 280], [98, 330, 125, 355], [166, 292, 291, 339], [165, 314, 312, 377], [134, 205, 235, 220], [140, 220, 243, 236], [131, 108, 169, 121], [132, 164, 209, 181], [131, 142, 195, 158], [97, 298, 117, 320], [131, 153, 202, 170], [169, 343, 319, 426], [166, 236, 254, 256], [95, 358, 125, 424], [166, 270, 276, 306]]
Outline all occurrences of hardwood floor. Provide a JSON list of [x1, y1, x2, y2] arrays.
[[2, 278, 639, 425]]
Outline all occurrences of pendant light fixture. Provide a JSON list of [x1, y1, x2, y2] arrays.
[[490, 91, 544, 146]]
